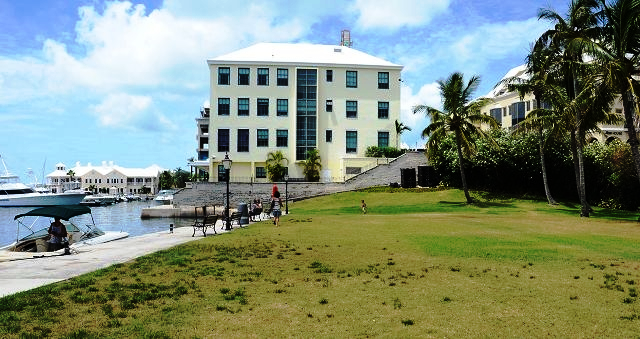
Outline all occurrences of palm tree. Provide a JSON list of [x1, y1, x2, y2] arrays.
[[265, 150, 288, 182], [394, 120, 412, 148], [538, 0, 603, 216], [502, 41, 560, 205], [414, 72, 498, 203], [66, 169, 75, 183], [593, 0, 640, 182], [302, 149, 322, 182]]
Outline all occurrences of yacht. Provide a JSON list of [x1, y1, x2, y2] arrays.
[[0, 155, 86, 207], [154, 189, 177, 205]]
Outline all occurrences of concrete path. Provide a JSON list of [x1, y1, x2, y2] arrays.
[[0, 221, 237, 297]]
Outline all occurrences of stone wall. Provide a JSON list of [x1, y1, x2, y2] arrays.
[[173, 151, 427, 208]]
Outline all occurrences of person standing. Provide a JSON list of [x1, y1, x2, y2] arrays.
[[272, 183, 279, 197], [361, 200, 367, 214], [271, 191, 283, 227]]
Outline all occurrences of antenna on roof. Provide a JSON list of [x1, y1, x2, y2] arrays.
[[340, 30, 353, 47]]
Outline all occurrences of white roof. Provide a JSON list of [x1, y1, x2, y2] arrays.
[[47, 163, 164, 178], [208, 43, 403, 69], [483, 64, 529, 98]]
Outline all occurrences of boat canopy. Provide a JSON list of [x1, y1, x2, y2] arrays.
[[14, 205, 92, 221]]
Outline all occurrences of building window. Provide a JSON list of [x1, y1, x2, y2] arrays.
[[378, 131, 389, 148], [378, 72, 389, 89], [326, 100, 333, 112], [238, 98, 249, 116], [217, 129, 229, 152], [346, 70, 357, 88], [276, 129, 288, 147], [510, 101, 526, 125], [238, 68, 250, 85], [346, 101, 358, 118], [378, 101, 389, 119], [346, 131, 357, 153], [218, 67, 230, 85], [237, 129, 249, 152], [490, 108, 502, 124], [277, 99, 288, 116], [258, 68, 269, 86], [326, 130, 332, 143], [257, 98, 269, 116], [526, 101, 531, 111], [218, 98, 230, 116], [257, 129, 269, 147], [326, 70, 333, 82], [296, 69, 317, 160], [277, 68, 288, 86], [256, 167, 267, 178]]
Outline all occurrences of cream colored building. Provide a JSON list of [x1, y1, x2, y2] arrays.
[[481, 65, 626, 143], [206, 42, 403, 182], [46, 161, 163, 194]]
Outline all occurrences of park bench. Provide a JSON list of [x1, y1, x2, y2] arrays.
[[261, 199, 273, 220], [249, 207, 263, 221], [192, 206, 219, 237], [230, 211, 242, 226]]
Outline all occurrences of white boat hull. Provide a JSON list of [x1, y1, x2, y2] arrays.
[[0, 192, 86, 207]]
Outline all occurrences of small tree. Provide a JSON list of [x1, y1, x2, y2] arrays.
[[158, 170, 174, 189], [66, 170, 75, 182], [173, 167, 190, 188], [266, 150, 288, 182], [303, 149, 322, 182]]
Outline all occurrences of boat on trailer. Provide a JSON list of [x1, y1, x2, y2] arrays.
[[1, 205, 129, 253]]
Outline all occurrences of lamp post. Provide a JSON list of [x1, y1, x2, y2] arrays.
[[222, 152, 232, 230], [284, 174, 289, 214]]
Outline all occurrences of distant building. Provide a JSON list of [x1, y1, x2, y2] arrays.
[[46, 161, 163, 194], [206, 41, 403, 182], [187, 107, 212, 181], [480, 64, 625, 143]]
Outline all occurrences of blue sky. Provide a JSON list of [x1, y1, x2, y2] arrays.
[[0, 0, 568, 179]]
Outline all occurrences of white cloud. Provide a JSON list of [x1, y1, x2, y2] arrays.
[[91, 93, 152, 127], [450, 18, 549, 65], [399, 83, 441, 148], [352, 0, 451, 30]]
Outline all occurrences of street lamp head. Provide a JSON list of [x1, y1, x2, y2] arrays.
[[222, 152, 232, 170]]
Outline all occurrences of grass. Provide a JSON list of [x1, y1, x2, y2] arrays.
[[2, 188, 640, 337]]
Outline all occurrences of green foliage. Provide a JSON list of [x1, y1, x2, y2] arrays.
[[428, 128, 640, 210], [265, 150, 288, 182], [365, 146, 405, 158], [302, 149, 321, 182], [158, 170, 174, 190], [172, 168, 190, 188]]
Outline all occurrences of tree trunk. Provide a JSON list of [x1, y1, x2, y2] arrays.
[[538, 127, 557, 205], [575, 117, 589, 217], [621, 89, 640, 183], [455, 133, 473, 204]]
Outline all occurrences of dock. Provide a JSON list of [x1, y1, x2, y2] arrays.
[[0, 220, 231, 297]]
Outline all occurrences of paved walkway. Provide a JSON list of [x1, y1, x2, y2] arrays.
[[0, 221, 236, 297]]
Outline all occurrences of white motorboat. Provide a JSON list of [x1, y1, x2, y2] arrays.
[[154, 189, 177, 205], [0, 205, 129, 253], [80, 194, 116, 206], [0, 155, 86, 207]]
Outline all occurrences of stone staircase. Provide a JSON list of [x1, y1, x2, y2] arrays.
[[173, 151, 428, 208]]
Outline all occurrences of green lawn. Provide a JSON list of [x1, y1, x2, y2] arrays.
[[2, 189, 640, 338]]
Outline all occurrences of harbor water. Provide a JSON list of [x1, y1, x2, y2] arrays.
[[0, 201, 194, 248]]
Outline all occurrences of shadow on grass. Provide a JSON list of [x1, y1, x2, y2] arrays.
[[438, 200, 517, 209], [544, 202, 640, 222]]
